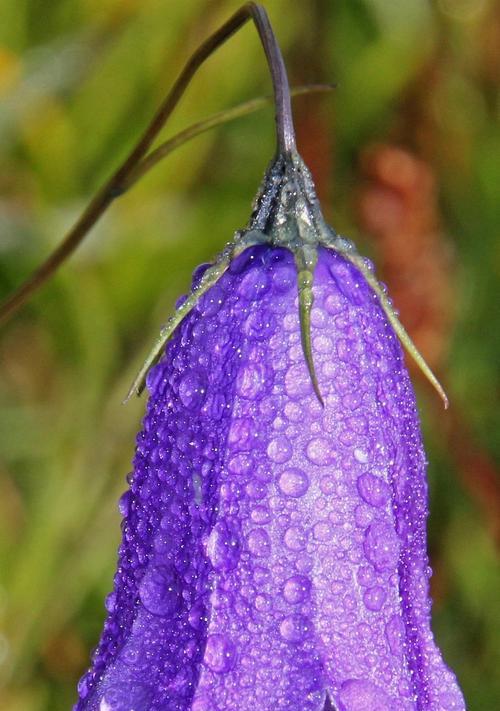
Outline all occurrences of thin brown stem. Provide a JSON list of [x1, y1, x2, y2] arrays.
[[124, 84, 332, 193], [0, 3, 295, 325]]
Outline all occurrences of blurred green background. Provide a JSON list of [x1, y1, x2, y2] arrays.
[[0, 0, 499, 709]]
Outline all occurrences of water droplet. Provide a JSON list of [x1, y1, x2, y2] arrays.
[[267, 436, 292, 463], [245, 480, 267, 500], [338, 678, 392, 711], [192, 695, 216, 711], [236, 362, 269, 400], [313, 521, 332, 542], [178, 370, 207, 410], [356, 566, 375, 587], [306, 438, 333, 466], [254, 593, 272, 612], [227, 452, 253, 476], [279, 614, 311, 643], [313, 334, 332, 353], [191, 262, 211, 289], [353, 448, 369, 463], [200, 285, 223, 316], [278, 468, 309, 497], [363, 585, 387, 611], [357, 473, 390, 508], [354, 504, 374, 528], [247, 529, 271, 557], [206, 521, 240, 571], [243, 311, 274, 341], [282, 575, 311, 604], [363, 522, 400, 571], [272, 264, 295, 294], [310, 307, 326, 328], [101, 683, 153, 710], [238, 268, 270, 301], [284, 525, 306, 551], [385, 615, 404, 656], [118, 491, 130, 517], [138, 565, 181, 616], [284, 402, 302, 422], [188, 600, 206, 630], [204, 634, 236, 673], [324, 293, 344, 315], [250, 505, 271, 525], [319, 475, 336, 495], [284, 364, 311, 399], [362, 257, 375, 273], [228, 417, 253, 450], [104, 592, 116, 613]]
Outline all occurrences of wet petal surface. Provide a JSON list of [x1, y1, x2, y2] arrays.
[[75, 247, 464, 711]]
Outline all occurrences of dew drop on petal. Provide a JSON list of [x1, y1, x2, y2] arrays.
[[250, 505, 271, 525], [267, 435, 292, 463], [118, 491, 130, 517], [285, 364, 311, 399], [236, 362, 269, 400], [247, 528, 271, 557], [279, 613, 312, 643], [310, 307, 326, 328], [278, 468, 309, 497], [204, 633, 236, 673], [356, 566, 375, 587], [206, 521, 240, 572], [138, 565, 181, 616], [363, 521, 400, 571], [178, 370, 207, 410], [192, 695, 216, 711], [353, 447, 369, 463], [306, 437, 333, 465], [338, 678, 392, 711], [385, 614, 405, 657], [313, 520, 333, 542], [227, 416, 253, 450], [284, 525, 306, 551], [363, 585, 387, 611], [356, 473, 391, 508], [254, 593, 272, 612], [325, 293, 344, 315], [282, 575, 311, 604], [238, 268, 271, 301], [104, 592, 116, 613]]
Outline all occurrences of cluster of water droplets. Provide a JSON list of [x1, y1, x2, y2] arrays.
[[75, 245, 464, 711]]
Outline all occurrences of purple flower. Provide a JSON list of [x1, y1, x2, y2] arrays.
[[75, 154, 464, 710]]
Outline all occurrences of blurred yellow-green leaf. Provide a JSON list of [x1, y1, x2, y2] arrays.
[[0, 1, 499, 709]]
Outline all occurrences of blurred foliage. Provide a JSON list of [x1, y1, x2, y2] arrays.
[[0, 0, 499, 709]]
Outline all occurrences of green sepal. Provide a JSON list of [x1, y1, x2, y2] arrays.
[[341, 251, 449, 409], [125, 244, 240, 401], [295, 250, 324, 407]]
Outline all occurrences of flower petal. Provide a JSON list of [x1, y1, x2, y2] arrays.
[[76, 247, 464, 711]]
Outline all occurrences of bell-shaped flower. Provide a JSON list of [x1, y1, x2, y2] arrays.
[[75, 152, 465, 711]]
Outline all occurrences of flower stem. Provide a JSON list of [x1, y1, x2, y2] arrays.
[[0, 3, 298, 325]]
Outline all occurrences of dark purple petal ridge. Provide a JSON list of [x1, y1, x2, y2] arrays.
[[75, 245, 465, 711]]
